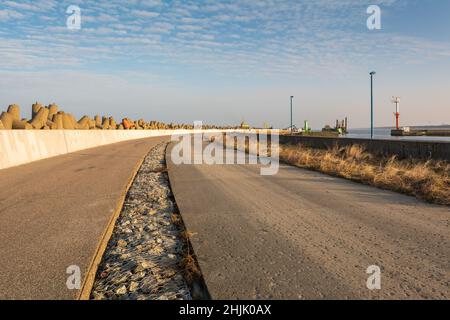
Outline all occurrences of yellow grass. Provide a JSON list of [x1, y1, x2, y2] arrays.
[[279, 144, 450, 205], [180, 254, 200, 282], [214, 134, 449, 205]]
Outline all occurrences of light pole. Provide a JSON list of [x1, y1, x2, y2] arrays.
[[370, 71, 376, 139], [290, 96, 294, 134]]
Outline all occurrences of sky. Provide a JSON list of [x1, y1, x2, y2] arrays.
[[0, 0, 449, 128]]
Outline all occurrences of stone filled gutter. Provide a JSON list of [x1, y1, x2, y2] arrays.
[[91, 142, 203, 300]]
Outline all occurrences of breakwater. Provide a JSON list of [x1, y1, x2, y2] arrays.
[[279, 135, 450, 161]]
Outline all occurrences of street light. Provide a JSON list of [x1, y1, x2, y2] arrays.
[[290, 96, 294, 134], [370, 71, 376, 139]]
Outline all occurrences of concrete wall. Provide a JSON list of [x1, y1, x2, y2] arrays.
[[279, 135, 450, 161], [4, 131, 446, 171], [0, 130, 211, 170]]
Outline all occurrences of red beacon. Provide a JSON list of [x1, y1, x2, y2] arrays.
[[392, 97, 401, 130]]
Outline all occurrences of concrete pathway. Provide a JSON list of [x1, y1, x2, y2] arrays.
[[0, 137, 167, 299], [167, 143, 450, 299]]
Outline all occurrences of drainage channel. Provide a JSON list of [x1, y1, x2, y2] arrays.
[[90, 142, 209, 300]]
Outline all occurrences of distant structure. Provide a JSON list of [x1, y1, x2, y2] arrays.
[[389, 97, 450, 136], [323, 117, 348, 134], [284, 124, 299, 132], [240, 121, 250, 130], [336, 117, 348, 133], [303, 120, 311, 133], [392, 96, 401, 130]]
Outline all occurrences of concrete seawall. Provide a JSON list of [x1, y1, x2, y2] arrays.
[[0, 130, 215, 170], [279, 135, 450, 161], [3, 131, 448, 171]]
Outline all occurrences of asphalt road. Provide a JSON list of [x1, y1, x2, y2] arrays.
[[0, 137, 167, 299], [167, 143, 450, 299]]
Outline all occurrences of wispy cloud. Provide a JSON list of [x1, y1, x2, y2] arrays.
[[0, 8, 24, 21], [1, 0, 449, 78], [1, 0, 450, 128]]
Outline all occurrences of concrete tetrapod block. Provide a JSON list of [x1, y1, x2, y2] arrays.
[[68, 114, 79, 129], [52, 113, 64, 129], [62, 113, 75, 129], [122, 118, 134, 130], [7, 104, 21, 121], [12, 119, 33, 130], [109, 117, 117, 130], [101, 117, 110, 130], [0, 112, 13, 129], [94, 115, 103, 129], [47, 104, 58, 120], [78, 116, 91, 130], [135, 121, 143, 130], [30, 107, 50, 129], [94, 115, 102, 126], [46, 120, 58, 130], [32, 102, 43, 119]]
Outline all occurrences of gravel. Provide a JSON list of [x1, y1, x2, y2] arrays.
[[90, 142, 192, 300]]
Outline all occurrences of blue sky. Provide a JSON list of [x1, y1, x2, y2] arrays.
[[0, 0, 449, 128]]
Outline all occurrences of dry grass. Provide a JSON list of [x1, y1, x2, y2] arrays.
[[180, 230, 197, 240], [280, 144, 450, 205], [177, 228, 202, 282], [170, 213, 183, 227], [213, 134, 450, 205], [179, 254, 201, 282]]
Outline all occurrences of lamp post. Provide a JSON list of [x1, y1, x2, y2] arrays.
[[370, 71, 376, 139], [290, 96, 294, 134]]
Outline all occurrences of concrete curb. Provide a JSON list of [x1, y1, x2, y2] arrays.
[[77, 144, 151, 300]]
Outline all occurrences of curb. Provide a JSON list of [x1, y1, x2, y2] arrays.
[[77, 146, 151, 300]]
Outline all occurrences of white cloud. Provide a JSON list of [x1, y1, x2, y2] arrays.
[[2, 0, 450, 97], [0, 8, 25, 21], [177, 24, 203, 31], [130, 9, 160, 18]]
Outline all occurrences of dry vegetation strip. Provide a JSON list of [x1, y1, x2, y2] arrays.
[[279, 144, 450, 206], [212, 134, 449, 205]]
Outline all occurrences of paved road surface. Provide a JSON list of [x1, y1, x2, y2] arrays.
[[167, 143, 450, 299], [0, 137, 167, 299]]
